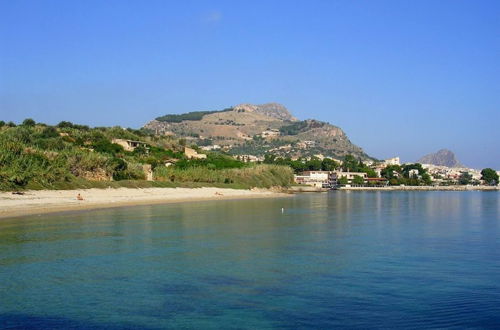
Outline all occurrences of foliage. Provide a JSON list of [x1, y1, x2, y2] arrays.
[[279, 121, 308, 135], [155, 164, 293, 188], [381, 165, 401, 179], [0, 123, 177, 190], [338, 176, 348, 185], [263, 154, 340, 174], [352, 175, 364, 185], [381, 163, 432, 186], [156, 108, 233, 123], [175, 153, 246, 170], [481, 168, 499, 185], [458, 172, 473, 185], [22, 118, 36, 126], [321, 158, 340, 171], [92, 139, 125, 155]]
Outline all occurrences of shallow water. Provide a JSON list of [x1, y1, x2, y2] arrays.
[[1, 191, 499, 329]]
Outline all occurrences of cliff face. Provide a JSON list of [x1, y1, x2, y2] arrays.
[[234, 103, 298, 121], [144, 103, 371, 160], [417, 149, 464, 167]]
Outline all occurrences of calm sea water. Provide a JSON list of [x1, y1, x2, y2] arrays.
[[1, 191, 499, 329]]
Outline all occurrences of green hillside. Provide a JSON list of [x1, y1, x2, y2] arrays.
[[0, 119, 293, 191]]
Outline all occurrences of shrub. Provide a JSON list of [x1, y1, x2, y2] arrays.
[[22, 118, 36, 126]]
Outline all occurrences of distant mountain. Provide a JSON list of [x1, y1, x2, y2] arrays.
[[417, 149, 464, 167], [144, 103, 372, 160]]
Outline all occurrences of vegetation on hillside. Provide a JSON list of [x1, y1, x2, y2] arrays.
[[279, 121, 309, 135], [155, 108, 233, 123], [0, 119, 292, 190]]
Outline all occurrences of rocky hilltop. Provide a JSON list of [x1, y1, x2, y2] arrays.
[[417, 149, 463, 167], [144, 103, 371, 160]]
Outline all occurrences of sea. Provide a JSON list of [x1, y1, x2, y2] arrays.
[[1, 191, 499, 329]]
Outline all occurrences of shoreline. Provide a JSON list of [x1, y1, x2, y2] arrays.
[[0, 187, 290, 220], [338, 185, 499, 191]]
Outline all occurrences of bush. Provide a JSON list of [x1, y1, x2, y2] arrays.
[[92, 139, 124, 155], [22, 118, 36, 126]]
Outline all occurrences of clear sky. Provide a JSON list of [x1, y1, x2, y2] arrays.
[[1, 0, 499, 169]]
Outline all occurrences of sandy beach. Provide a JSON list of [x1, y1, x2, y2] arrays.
[[0, 187, 289, 219]]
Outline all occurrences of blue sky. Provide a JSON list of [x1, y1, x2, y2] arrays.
[[1, 0, 499, 168]]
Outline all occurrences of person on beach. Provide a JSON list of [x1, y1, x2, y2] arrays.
[[77, 193, 84, 201]]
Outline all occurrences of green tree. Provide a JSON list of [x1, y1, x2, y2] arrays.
[[321, 158, 339, 171], [338, 176, 348, 185], [0, 120, 5, 127], [57, 121, 74, 128], [421, 173, 432, 185], [402, 163, 426, 178], [481, 168, 499, 185], [306, 158, 322, 171], [22, 118, 36, 126], [342, 154, 359, 172], [6, 121, 16, 127], [458, 172, 472, 185], [352, 175, 365, 185], [381, 165, 401, 179]]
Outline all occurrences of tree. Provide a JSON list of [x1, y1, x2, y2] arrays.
[[481, 168, 499, 185], [338, 176, 348, 185], [402, 163, 426, 178], [0, 120, 5, 127], [342, 154, 359, 172], [352, 175, 365, 185], [381, 165, 401, 179], [22, 118, 36, 126], [458, 172, 472, 185], [6, 121, 16, 127], [57, 121, 74, 128], [321, 158, 339, 171], [362, 168, 377, 178], [421, 173, 432, 185], [306, 157, 322, 171]]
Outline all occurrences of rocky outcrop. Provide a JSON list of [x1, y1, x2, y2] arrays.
[[233, 103, 298, 121], [417, 149, 463, 168]]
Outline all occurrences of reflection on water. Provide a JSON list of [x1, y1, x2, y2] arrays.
[[0, 191, 499, 329]]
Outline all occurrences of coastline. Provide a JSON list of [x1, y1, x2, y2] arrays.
[[0, 187, 290, 219], [338, 185, 499, 191]]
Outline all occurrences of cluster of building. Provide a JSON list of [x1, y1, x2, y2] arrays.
[[292, 156, 498, 188], [421, 164, 482, 183], [294, 170, 389, 188]]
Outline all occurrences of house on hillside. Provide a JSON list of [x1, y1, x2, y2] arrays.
[[184, 147, 207, 159], [260, 129, 280, 138], [112, 139, 149, 152]]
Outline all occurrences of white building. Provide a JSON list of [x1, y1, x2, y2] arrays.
[[384, 157, 400, 166]]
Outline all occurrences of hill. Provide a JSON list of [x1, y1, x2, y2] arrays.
[[144, 103, 372, 160], [0, 120, 293, 190], [417, 149, 464, 167]]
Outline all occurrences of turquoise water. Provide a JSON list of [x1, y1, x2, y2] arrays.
[[1, 191, 499, 329]]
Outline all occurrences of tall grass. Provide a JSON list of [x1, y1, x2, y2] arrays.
[[155, 164, 293, 189], [0, 124, 294, 191]]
